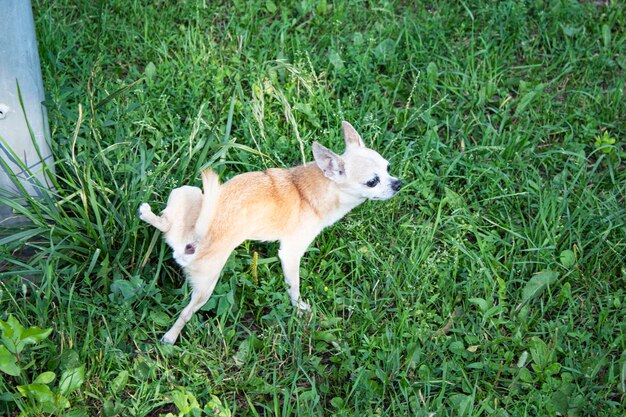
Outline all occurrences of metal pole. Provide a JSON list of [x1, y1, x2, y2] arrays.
[[0, 0, 54, 225]]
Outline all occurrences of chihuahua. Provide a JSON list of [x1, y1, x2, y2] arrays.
[[140, 121, 401, 344]]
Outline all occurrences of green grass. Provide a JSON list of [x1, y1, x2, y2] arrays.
[[1, 0, 625, 415]]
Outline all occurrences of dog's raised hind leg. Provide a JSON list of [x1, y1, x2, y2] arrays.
[[139, 203, 171, 232]]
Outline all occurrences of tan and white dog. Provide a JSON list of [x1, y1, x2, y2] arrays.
[[140, 121, 402, 344]]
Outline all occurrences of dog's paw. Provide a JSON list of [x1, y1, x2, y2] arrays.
[[160, 332, 177, 345], [294, 299, 310, 316], [139, 203, 152, 220]]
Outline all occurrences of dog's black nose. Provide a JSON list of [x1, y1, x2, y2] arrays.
[[392, 179, 402, 192]]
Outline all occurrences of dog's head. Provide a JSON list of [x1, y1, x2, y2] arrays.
[[313, 121, 402, 201]]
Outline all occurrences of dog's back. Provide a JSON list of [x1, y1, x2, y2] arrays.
[[194, 164, 330, 252]]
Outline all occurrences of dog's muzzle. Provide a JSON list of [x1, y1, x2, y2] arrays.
[[391, 179, 402, 193]]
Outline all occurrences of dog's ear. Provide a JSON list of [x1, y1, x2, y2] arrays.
[[342, 121, 365, 149], [313, 142, 346, 181]]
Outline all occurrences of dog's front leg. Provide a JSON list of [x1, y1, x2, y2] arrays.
[[278, 239, 312, 312]]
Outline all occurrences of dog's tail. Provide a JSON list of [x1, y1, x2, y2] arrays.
[[194, 169, 220, 239]]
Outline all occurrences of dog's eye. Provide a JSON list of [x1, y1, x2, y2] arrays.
[[386, 164, 390, 173], [366, 176, 380, 188]]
